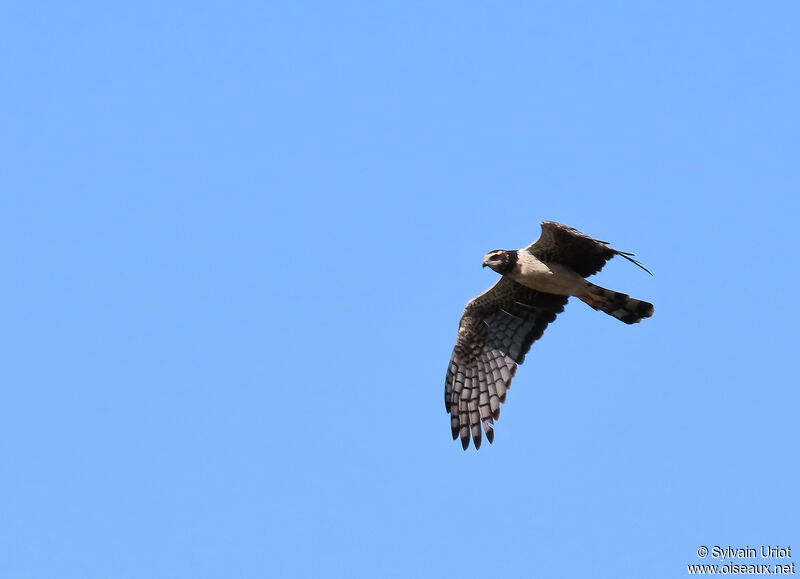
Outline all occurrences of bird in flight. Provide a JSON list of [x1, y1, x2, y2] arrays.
[[445, 221, 654, 450]]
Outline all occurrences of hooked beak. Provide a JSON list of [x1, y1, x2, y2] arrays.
[[482, 257, 489, 268]]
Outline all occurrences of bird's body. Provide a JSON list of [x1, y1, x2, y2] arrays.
[[506, 252, 587, 296], [446, 221, 654, 450]]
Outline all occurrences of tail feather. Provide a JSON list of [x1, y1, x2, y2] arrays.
[[579, 283, 654, 324]]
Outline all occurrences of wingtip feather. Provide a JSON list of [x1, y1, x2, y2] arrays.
[[616, 250, 653, 276]]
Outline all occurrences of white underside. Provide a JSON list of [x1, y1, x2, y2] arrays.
[[508, 255, 587, 297]]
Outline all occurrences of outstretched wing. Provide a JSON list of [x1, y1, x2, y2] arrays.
[[526, 221, 651, 277], [445, 277, 568, 450]]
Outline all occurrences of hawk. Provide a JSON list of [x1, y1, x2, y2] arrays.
[[445, 221, 654, 450]]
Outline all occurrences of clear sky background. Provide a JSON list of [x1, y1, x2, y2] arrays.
[[2, 2, 798, 578]]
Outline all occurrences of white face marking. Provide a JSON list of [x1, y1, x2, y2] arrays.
[[483, 251, 508, 270]]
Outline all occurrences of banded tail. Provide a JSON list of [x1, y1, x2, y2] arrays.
[[579, 283, 654, 324]]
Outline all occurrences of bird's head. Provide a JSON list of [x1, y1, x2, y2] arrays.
[[482, 250, 517, 274]]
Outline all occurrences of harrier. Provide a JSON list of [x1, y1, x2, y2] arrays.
[[445, 221, 653, 450]]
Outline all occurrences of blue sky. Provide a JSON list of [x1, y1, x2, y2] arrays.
[[2, 2, 798, 578]]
